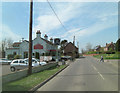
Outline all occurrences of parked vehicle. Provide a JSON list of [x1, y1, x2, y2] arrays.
[[61, 56, 71, 61], [0, 58, 11, 64], [10, 59, 28, 72], [24, 58, 47, 66], [10, 58, 47, 72]]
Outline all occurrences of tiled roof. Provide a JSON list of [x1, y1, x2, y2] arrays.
[[41, 38, 54, 45], [64, 42, 78, 49], [6, 48, 19, 50], [13, 42, 21, 47]]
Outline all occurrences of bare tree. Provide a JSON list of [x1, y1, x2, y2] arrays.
[[81, 48, 85, 54], [1, 38, 13, 51], [86, 42, 92, 52], [0, 38, 13, 58]]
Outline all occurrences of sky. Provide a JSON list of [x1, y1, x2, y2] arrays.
[[1, 1, 118, 52]]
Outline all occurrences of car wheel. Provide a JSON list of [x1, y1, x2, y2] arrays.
[[10, 67, 16, 72]]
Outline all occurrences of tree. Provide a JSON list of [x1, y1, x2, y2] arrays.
[[0, 38, 13, 58], [60, 40, 68, 55], [86, 43, 92, 52], [115, 38, 120, 51], [81, 48, 85, 54]]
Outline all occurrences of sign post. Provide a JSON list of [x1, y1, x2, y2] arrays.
[[54, 38, 60, 62]]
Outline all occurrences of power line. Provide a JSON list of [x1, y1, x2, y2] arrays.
[[46, 0, 68, 32]]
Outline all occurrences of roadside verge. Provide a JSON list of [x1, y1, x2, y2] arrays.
[[29, 64, 69, 92]]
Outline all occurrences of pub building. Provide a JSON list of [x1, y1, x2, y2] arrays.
[[5, 30, 56, 59]]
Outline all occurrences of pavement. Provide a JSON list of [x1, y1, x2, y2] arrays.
[[0, 65, 12, 76], [36, 56, 118, 91]]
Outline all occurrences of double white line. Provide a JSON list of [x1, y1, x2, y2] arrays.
[[92, 65, 105, 80]]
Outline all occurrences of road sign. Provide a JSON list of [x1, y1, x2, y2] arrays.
[[54, 38, 60, 45]]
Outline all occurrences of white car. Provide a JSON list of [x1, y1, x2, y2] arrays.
[[24, 58, 47, 66], [10, 58, 47, 72], [10, 59, 28, 72], [0, 58, 11, 64]]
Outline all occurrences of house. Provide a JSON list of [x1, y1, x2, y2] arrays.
[[5, 30, 56, 59], [63, 42, 79, 58], [94, 45, 101, 52], [104, 42, 115, 51]]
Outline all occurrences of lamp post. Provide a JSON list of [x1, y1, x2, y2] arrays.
[[28, 0, 33, 75]]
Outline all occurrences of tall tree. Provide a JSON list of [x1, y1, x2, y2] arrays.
[[60, 40, 68, 55], [115, 38, 120, 51], [0, 38, 13, 58], [86, 42, 92, 52]]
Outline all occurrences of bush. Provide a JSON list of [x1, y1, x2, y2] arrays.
[[14, 55, 22, 59], [87, 51, 97, 54], [7, 54, 14, 60]]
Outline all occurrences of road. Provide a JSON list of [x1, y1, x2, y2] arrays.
[[37, 56, 118, 91]]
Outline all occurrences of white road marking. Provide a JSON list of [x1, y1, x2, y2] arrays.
[[91, 65, 105, 80], [91, 65, 97, 71], [98, 72, 105, 80]]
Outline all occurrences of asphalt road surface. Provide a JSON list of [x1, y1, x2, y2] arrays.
[[37, 56, 118, 91]]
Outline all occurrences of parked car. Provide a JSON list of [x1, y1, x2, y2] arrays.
[[61, 56, 71, 61], [24, 58, 47, 66], [10, 58, 47, 72], [10, 59, 28, 72], [0, 58, 11, 64]]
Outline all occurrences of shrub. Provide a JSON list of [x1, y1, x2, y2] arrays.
[[7, 54, 14, 60], [14, 55, 22, 59]]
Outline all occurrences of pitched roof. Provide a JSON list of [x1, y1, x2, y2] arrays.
[[13, 42, 21, 47], [6, 48, 19, 50], [105, 43, 114, 48], [41, 38, 54, 45], [64, 42, 78, 49]]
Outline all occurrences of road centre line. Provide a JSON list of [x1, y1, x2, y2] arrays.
[[91, 65, 97, 71], [91, 65, 105, 80], [98, 72, 105, 80]]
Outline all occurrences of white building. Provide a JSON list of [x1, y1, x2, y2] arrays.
[[5, 30, 56, 59]]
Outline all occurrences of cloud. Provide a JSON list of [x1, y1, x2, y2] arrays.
[[0, 24, 21, 41], [33, 3, 82, 38], [61, 16, 117, 42], [2, 0, 119, 2]]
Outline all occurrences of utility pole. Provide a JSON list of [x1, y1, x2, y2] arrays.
[[28, 0, 33, 75]]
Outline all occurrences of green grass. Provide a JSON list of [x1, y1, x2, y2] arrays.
[[93, 54, 120, 59], [3, 65, 66, 91]]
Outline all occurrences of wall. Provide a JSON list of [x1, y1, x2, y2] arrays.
[[2, 63, 57, 84]]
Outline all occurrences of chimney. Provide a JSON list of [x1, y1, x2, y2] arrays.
[[106, 43, 107, 46], [73, 36, 75, 45], [50, 38, 53, 43], [36, 30, 41, 37], [44, 34, 48, 40], [22, 38, 24, 42], [111, 42, 113, 44]]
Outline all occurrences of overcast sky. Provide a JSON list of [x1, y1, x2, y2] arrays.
[[1, 1, 118, 52]]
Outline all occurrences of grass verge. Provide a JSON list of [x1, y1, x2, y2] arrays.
[[93, 54, 120, 59], [2, 65, 66, 91]]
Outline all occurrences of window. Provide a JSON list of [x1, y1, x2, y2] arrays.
[[24, 52, 28, 58], [13, 52, 16, 55], [19, 60, 25, 63], [32, 59, 37, 63], [13, 61, 18, 63]]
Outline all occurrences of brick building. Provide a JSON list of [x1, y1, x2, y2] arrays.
[[104, 42, 115, 51], [64, 42, 79, 58]]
